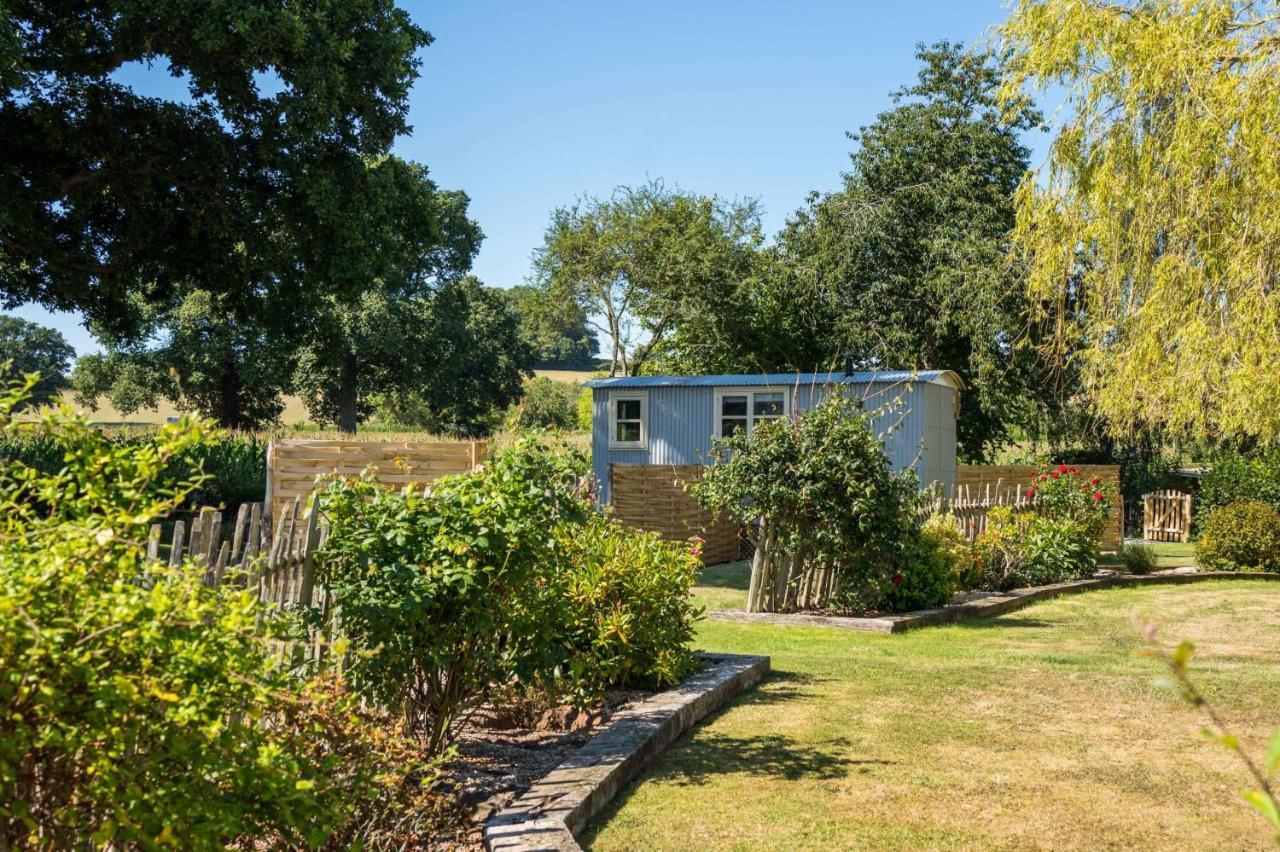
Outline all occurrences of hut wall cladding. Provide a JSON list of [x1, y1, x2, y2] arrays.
[[608, 464, 741, 565], [956, 464, 1124, 551], [265, 439, 487, 522]]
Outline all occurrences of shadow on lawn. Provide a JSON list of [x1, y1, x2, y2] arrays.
[[951, 615, 1060, 630], [695, 561, 751, 590], [655, 731, 874, 785]]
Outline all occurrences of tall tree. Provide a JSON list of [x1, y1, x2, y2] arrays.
[[498, 284, 598, 369], [745, 42, 1045, 460], [1000, 0, 1280, 443], [534, 181, 763, 376], [0, 316, 74, 407], [292, 158, 487, 433]]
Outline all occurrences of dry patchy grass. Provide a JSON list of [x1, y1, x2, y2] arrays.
[[585, 580, 1280, 850]]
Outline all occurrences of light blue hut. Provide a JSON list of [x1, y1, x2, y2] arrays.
[[583, 370, 962, 503]]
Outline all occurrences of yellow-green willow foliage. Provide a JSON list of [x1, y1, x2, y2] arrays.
[[999, 0, 1280, 442]]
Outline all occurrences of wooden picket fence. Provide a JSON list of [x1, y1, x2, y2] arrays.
[[146, 497, 337, 663], [1143, 489, 1192, 543], [921, 481, 1035, 541]]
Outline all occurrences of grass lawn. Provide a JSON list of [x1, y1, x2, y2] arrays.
[[584, 563, 1280, 850]]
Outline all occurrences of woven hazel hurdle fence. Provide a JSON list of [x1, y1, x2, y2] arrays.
[[608, 464, 742, 564], [146, 497, 338, 664], [1143, 489, 1193, 543], [264, 438, 487, 526]]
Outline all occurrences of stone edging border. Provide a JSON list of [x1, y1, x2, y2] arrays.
[[484, 652, 770, 851], [708, 571, 1280, 634]]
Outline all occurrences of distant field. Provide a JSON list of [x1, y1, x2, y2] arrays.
[[533, 368, 604, 384]]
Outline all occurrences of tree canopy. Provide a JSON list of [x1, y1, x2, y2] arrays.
[[1000, 0, 1280, 444], [691, 42, 1047, 460], [534, 181, 763, 377], [498, 285, 598, 369], [0, 0, 430, 337], [0, 316, 74, 407]]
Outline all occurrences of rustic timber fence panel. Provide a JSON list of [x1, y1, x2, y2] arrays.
[[1143, 489, 1192, 542], [921, 481, 1036, 541], [608, 464, 741, 564], [953, 464, 1123, 551], [147, 497, 338, 664], [264, 438, 487, 524]]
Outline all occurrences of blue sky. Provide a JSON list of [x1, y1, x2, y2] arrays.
[[9, 0, 1043, 356]]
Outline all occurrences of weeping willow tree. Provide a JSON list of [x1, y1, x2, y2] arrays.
[[999, 0, 1280, 443]]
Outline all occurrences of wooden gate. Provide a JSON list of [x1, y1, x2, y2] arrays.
[[1143, 490, 1192, 542]]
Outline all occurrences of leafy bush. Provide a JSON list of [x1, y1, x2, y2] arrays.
[[1194, 501, 1280, 573], [316, 439, 588, 755], [1026, 463, 1113, 538], [508, 377, 579, 431], [577, 386, 593, 431], [1195, 449, 1280, 533], [553, 516, 702, 702], [0, 383, 338, 849], [880, 533, 957, 612], [1117, 542, 1158, 574], [692, 393, 919, 613], [921, 512, 981, 589], [974, 507, 1098, 590]]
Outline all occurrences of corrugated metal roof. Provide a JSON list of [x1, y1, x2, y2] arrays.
[[584, 370, 963, 390]]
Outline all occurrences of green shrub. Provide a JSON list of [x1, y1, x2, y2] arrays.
[[0, 383, 339, 849], [974, 508, 1098, 590], [553, 516, 702, 702], [1194, 501, 1280, 573], [1195, 450, 1280, 532], [316, 438, 588, 756], [1117, 542, 1158, 574], [691, 394, 919, 613], [577, 386, 593, 431], [880, 533, 957, 612], [508, 377, 579, 431], [921, 512, 981, 589]]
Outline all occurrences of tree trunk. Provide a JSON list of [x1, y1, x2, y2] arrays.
[[337, 351, 359, 434], [218, 352, 243, 431]]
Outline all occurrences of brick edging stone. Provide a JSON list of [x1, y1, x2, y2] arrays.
[[708, 571, 1280, 634], [483, 652, 770, 851]]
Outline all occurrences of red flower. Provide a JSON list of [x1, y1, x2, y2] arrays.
[[1068, 466, 1077, 474], [1090, 477, 1100, 486], [1051, 471, 1060, 479], [1058, 464, 1069, 473], [1093, 491, 1104, 501], [1025, 489, 1035, 498], [891, 574, 904, 586], [1028, 470, 1037, 478]]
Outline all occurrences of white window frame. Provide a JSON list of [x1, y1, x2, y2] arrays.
[[608, 391, 648, 449], [713, 387, 791, 439]]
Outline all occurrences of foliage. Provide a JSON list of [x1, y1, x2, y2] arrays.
[[691, 392, 919, 613], [577, 386, 594, 432], [508, 377, 580, 432], [500, 284, 599, 369], [552, 515, 702, 703], [315, 439, 588, 755], [974, 507, 1098, 590], [1117, 542, 1159, 575], [1025, 463, 1112, 538], [367, 276, 532, 437], [0, 381, 339, 848], [0, 317, 73, 407], [291, 165, 490, 433], [880, 533, 957, 613], [708, 42, 1047, 461], [1143, 629, 1280, 842], [266, 673, 467, 849], [535, 179, 763, 376], [73, 290, 292, 430], [1194, 502, 1280, 574], [1000, 0, 1280, 442], [922, 512, 982, 589], [1, 0, 429, 341], [1195, 449, 1280, 533]]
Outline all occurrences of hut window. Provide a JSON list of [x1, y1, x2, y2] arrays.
[[608, 392, 647, 449], [715, 388, 789, 438]]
